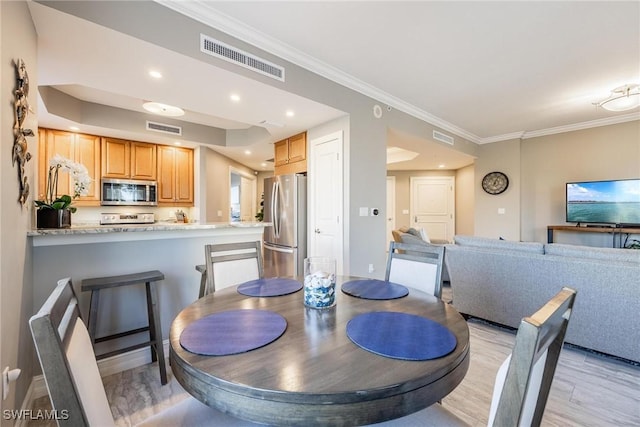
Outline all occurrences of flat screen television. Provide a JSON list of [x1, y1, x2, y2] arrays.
[[566, 179, 640, 226]]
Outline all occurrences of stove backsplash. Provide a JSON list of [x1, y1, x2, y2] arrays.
[[71, 206, 197, 225]]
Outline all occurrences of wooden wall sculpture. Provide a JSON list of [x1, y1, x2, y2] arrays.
[[13, 58, 33, 206]]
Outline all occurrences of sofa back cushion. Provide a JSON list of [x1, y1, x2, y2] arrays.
[[453, 235, 544, 254], [545, 243, 640, 263]]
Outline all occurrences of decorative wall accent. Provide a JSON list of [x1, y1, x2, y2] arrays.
[[13, 58, 33, 206]]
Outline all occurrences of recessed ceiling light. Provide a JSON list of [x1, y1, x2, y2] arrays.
[[438, 164, 446, 168], [285, 110, 295, 117], [261, 163, 267, 168], [230, 94, 241, 102], [149, 70, 162, 79], [142, 101, 184, 117], [174, 141, 182, 146], [244, 150, 252, 155], [69, 126, 79, 131]]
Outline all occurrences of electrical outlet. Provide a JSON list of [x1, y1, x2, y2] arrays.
[[368, 264, 374, 273]]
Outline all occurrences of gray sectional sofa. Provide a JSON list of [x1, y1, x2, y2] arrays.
[[445, 235, 640, 363]]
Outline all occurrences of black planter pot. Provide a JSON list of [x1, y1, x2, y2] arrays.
[[37, 209, 71, 229]]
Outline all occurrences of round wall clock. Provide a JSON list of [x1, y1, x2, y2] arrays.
[[482, 171, 509, 195]]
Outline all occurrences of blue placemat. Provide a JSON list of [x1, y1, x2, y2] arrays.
[[180, 309, 287, 356], [346, 311, 457, 361], [237, 278, 302, 297], [341, 279, 409, 300]]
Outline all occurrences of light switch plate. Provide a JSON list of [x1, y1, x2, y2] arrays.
[[359, 207, 369, 216]]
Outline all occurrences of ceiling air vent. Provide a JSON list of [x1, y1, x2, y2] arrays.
[[200, 34, 285, 82], [146, 121, 182, 136], [433, 130, 454, 145]]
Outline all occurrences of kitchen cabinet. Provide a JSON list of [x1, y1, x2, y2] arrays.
[[274, 132, 307, 175], [102, 138, 157, 180], [157, 145, 194, 205], [38, 128, 101, 205]]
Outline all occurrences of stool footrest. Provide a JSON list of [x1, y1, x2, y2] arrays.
[[96, 340, 160, 360], [95, 326, 150, 344]]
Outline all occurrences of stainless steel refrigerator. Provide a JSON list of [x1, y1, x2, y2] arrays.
[[263, 174, 307, 278]]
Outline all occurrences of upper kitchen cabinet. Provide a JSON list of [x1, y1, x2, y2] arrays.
[[38, 128, 101, 205], [274, 132, 307, 175], [157, 145, 194, 205], [102, 138, 157, 180]]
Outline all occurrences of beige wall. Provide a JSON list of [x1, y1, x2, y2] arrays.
[[474, 139, 522, 240], [521, 121, 640, 244], [1, 0, 37, 419], [455, 164, 475, 236], [203, 147, 259, 222]]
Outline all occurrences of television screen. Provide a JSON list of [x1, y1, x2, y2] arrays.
[[566, 179, 640, 226]]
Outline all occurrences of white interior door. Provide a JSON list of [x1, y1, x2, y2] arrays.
[[230, 167, 256, 222], [410, 176, 455, 242], [309, 131, 344, 274], [386, 176, 396, 250], [240, 176, 254, 221]]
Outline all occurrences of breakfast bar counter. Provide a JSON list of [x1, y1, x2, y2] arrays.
[[29, 222, 270, 360], [28, 222, 269, 246]]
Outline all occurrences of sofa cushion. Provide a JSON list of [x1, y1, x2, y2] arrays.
[[453, 235, 544, 254], [545, 243, 640, 263], [397, 232, 428, 246]]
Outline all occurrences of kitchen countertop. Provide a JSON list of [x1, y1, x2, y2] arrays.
[[28, 222, 270, 246], [28, 221, 269, 236]]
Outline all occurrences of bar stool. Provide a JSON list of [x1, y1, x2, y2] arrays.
[[81, 270, 167, 385]]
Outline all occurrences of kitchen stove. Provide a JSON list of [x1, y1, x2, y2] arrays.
[[100, 213, 155, 225]]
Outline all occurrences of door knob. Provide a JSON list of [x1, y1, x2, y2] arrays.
[[315, 228, 321, 234]]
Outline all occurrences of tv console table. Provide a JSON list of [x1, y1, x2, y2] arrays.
[[547, 225, 640, 248]]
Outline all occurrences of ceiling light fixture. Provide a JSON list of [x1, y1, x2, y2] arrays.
[[148, 70, 163, 79], [285, 110, 295, 117], [594, 84, 640, 112], [142, 101, 184, 117], [230, 94, 241, 102]]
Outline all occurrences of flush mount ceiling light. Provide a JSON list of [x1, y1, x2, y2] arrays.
[[142, 101, 184, 117], [594, 84, 640, 112]]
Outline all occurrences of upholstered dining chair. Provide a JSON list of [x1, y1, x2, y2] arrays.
[[30, 278, 258, 426], [385, 241, 445, 298], [199, 241, 264, 297], [377, 286, 577, 427]]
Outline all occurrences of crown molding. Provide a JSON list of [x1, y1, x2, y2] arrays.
[[156, 1, 640, 146], [520, 113, 640, 140]]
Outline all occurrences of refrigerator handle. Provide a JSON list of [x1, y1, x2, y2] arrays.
[[263, 243, 294, 254], [272, 180, 280, 238]]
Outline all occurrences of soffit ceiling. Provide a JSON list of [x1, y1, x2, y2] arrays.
[[29, 1, 640, 172]]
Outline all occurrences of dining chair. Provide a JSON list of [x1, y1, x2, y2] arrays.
[[30, 278, 258, 426], [377, 286, 577, 427], [385, 241, 445, 298], [201, 241, 264, 296]]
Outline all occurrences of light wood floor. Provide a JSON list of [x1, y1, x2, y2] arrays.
[[29, 317, 640, 426]]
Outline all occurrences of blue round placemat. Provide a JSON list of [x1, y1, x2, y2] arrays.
[[341, 279, 409, 300], [180, 309, 287, 356], [346, 311, 457, 361], [237, 278, 302, 297]]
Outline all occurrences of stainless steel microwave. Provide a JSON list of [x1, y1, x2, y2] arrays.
[[101, 178, 158, 206]]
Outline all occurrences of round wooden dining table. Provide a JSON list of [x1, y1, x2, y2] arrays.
[[169, 277, 470, 426]]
